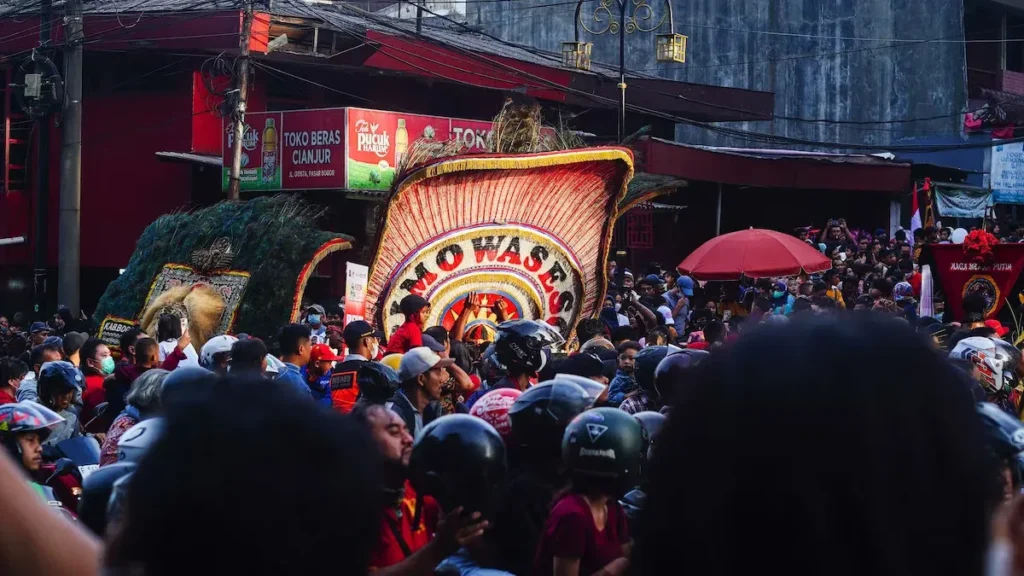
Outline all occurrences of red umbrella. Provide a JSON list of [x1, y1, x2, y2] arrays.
[[678, 228, 832, 280]]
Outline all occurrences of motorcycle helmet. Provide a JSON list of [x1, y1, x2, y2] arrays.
[[562, 407, 644, 491], [469, 387, 521, 440], [358, 362, 401, 403], [508, 379, 594, 453], [619, 488, 646, 523], [951, 337, 1007, 395], [200, 334, 238, 370], [978, 402, 1024, 459], [106, 469, 135, 529], [78, 461, 136, 536], [479, 343, 506, 383], [117, 418, 165, 463], [992, 339, 1022, 390], [37, 360, 84, 404], [633, 411, 667, 456], [653, 348, 710, 405], [380, 353, 403, 373], [978, 402, 1024, 490], [547, 373, 607, 405], [633, 346, 675, 398], [410, 414, 507, 517], [0, 402, 64, 463], [159, 366, 218, 411], [494, 319, 565, 374]]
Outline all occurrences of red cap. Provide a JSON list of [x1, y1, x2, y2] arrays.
[[985, 319, 1010, 337], [310, 343, 343, 363]]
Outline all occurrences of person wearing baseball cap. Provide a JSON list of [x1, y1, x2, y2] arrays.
[[385, 295, 430, 355], [329, 321, 385, 414], [305, 304, 328, 345], [28, 322, 49, 347], [387, 347, 454, 438], [303, 343, 343, 407]]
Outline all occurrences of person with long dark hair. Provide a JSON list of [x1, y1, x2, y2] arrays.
[[104, 376, 380, 575], [633, 315, 997, 576]]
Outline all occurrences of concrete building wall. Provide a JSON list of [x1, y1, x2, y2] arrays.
[[465, 0, 968, 149]]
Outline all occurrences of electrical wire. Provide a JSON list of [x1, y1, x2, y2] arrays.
[[321, 2, 1024, 152], [389, 1, 1018, 131]]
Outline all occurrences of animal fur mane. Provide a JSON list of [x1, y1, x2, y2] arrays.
[[139, 284, 226, 350]]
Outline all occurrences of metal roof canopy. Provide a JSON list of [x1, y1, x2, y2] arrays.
[[638, 137, 912, 193]]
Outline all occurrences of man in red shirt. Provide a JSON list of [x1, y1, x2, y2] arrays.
[[386, 295, 429, 355], [354, 402, 486, 575]]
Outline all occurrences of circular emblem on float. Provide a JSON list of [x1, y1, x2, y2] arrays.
[[963, 274, 1000, 317], [381, 225, 584, 340]]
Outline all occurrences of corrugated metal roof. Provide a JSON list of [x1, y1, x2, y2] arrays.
[[648, 137, 909, 168]]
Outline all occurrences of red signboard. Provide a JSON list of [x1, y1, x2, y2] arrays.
[[281, 109, 346, 190], [222, 109, 346, 191], [223, 107, 529, 192]]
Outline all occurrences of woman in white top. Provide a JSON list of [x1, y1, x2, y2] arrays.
[[156, 314, 199, 368]]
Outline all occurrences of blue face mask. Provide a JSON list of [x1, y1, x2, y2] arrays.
[[308, 314, 322, 326], [773, 291, 785, 299]]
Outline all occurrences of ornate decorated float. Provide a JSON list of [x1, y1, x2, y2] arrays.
[[93, 104, 678, 350]]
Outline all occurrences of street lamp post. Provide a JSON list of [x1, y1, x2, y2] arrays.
[[562, 0, 687, 142]]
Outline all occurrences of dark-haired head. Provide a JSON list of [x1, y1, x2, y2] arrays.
[[156, 314, 182, 343], [119, 327, 144, 363], [634, 315, 996, 576], [230, 339, 268, 374], [135, 338, 160, 369], [577, 318, 608, 346], [104, 376, 379, 575]]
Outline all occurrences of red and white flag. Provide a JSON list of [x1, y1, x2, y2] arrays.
[[910, 182, 923, 240]]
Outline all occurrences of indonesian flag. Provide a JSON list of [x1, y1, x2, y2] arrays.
[[910, 182, 923, 240]]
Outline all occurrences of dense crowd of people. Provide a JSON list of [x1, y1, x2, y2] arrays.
[[3, 218, 1024, 575]]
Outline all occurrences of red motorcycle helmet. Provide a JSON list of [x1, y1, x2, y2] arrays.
[[469, 388, 522, 440]]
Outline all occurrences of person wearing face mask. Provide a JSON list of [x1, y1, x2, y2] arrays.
[[80, 338, 116, 431], [0, 358, 28, 405], [305, 304, 328, 345], [330, 320, 385, 414], [771, 280, 795, 315]]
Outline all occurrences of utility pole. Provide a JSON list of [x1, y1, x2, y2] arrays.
[[227, 2, 253, 201], [57, 0, 82, 313], [33, 0, 52, 317]]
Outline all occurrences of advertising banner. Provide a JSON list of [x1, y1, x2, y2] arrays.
[[930, 244, 1024, 320], [343, 262, 370, 325], [992, 141, 1024, 205], [346, 107, 502, 191], [222, 109, 347, 191], [223, 107, 524, 192]]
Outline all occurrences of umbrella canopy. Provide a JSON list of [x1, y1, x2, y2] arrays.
[[678, 229, 832, 280]]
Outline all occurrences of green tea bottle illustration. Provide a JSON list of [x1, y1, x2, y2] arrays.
[[262, 118, 278, 184]]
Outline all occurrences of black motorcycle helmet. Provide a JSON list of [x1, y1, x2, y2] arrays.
[[508, 379, 594, 454], [562, 407, 644, 493], [357, 362, 400, 403], [634, 346, 676, 398], [410, 414, 508, 518], [494, 319, 564, 374], [978, 402, 1024, 489], [633, 411, 667, 459], [78, 461, 137, 536], [653, 348, 710, 406]]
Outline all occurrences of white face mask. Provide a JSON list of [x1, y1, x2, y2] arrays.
[[614, 303, 621, 312], [370, 343, 380, 359]]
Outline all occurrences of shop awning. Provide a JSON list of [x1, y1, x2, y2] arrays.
[[637, 138, 911, 193]]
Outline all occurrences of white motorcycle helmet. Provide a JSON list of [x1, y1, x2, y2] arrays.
[[950, 337, 1007, 394], [117, 418, 165, 464]]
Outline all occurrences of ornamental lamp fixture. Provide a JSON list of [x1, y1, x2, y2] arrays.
[[561, 41, 593, 71], [655, 33, 687, 63]]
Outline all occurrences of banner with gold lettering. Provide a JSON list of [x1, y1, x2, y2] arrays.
[[929, 244, 1024, 320]]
